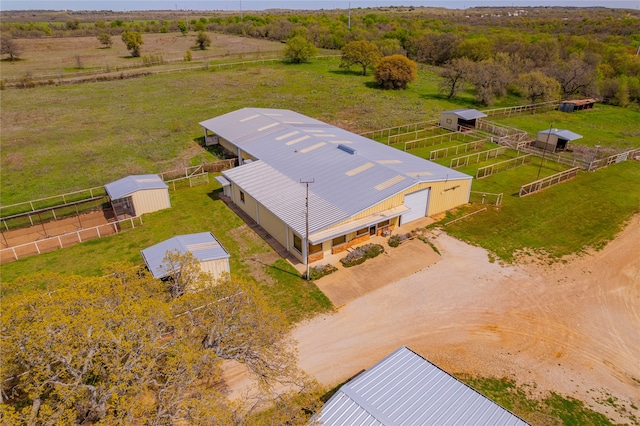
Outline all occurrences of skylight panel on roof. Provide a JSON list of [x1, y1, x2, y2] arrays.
[[136, 177, 162, 182], [186, 242, 221, 251], [300, 142, 326, 153], [286, 135, 311, 146], [345, 162, 375, 176], [303, 129, 325, 133], [275, 131, 300, 140], [264, 113, 282, 116], [239, 114, 261, 122], [376, 159, 402, 164], [312, 134, 336, 138], [258, 122, 280, 131], [407, 171, 433, 177], [284, 121, 304, 124], [374, 175, 406, 190]]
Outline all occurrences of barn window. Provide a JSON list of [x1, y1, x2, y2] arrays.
[[332, 235, 346, 246], [356, 227, 368, 237], [293, 235, 302, 253], [309, 243, 322, 254], [239, 190, 245, 203]]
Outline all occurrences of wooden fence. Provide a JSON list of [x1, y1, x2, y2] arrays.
[[0, 216, 143, 263], [444, 207, 487, 226], [388, 125, 445, 145], [587, 148, 640, 171], [359, 120, 439, 144], [450, 146, 507, 169], [430, 140, 487, 160], [469, 191, 503, 206], [476, 155, 532, 179], [481, 101, 559, 118], [403, 132, 482, 152], [519, 167, 580, 197]]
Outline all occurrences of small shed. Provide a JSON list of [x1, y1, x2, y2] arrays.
[[439, 108, 487, 131], [104, 174, 170, 219], [315, 346, 529, 425], [141, 232, 230, 282], [535, 129, 583, 153], [558, 98, 597, 113]]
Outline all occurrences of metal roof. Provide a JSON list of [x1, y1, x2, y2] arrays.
[[223, 161, 350, 236], [538, 128, 583, 141], [207, 108, 471, 234], [442, 108, 488, 121], [104, 174, 168, 200], [140, 232, 230, 279], [316, 346, 530, 426]]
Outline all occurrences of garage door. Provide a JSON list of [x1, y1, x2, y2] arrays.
[[401, 188, 430, 224]]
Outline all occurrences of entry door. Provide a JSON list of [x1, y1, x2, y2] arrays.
[[401, 189, 430, 224]]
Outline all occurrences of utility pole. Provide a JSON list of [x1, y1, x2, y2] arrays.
[[536, 124, 553, 181], [300, 179, 314, 280], [348, 2, 351, 29]]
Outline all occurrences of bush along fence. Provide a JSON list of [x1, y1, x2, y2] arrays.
[[303, 263, 338, 280], [340, 244, 384, 267], [519, 167, 580, 197]]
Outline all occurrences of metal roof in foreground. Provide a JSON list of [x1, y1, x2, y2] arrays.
[[316, 346, 530, 426], [141, 232, 230, 279]]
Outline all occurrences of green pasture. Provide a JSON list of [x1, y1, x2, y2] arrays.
[[0, 181, 332, 322]]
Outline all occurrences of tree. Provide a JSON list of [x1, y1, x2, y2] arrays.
[[121, 31, 143, 57], [454, 37, 494, 62], [517, 71, 561, 103], [340, 40, 382, 76], [438, 58, 474, 99], [467, 60, 510, 106], [1, 35, 22, 61], [97, 33, 112, 48], [283, 36, 317, 64], [178, 20, 188, 35], [195, 31, 211, 50], [2, 262, 314, 423], [374, 54, 417, 90], [547, 55, 598, 97], [161, 249, 213, 298]]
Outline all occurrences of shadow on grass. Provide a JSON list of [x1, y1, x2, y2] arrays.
[[207, 188, 223, 202], [250, 257, 301, 279], [328, 69, 365, 77]]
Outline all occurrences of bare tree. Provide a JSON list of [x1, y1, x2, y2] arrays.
[[1, 35, 21, 61], [438, 58, 473, 99], [547, 55, 598, 98], [467, 60, 511, 106]]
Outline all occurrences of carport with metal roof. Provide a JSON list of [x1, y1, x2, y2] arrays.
[[439, 108, 488, 131]]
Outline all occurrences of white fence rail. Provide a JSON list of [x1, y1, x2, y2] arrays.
[[519, 167, 580, 197], [0, 216, 143, 263], [450, 146, 507, 169], [430, 140, 487, 160], [476, 155, 532, 179]]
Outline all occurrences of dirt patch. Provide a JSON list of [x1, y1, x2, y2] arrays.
[[225, 215, 640, 424]]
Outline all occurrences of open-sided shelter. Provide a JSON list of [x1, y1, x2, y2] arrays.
[[104, 174, 170, 220], [315, 346, 529, 426], [439, 108, 487, 131], [141, 232, 230, 281], [558, 98, 597, 113], [200, 108, 472, 265], [535, 129, 583, 153]]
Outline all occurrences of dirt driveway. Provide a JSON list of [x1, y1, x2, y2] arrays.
[[225, 216, 640, 423]]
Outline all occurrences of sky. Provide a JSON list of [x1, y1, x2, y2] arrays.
[[1, 0, 639, 11]]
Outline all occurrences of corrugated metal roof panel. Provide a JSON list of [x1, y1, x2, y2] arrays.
[[140, 232, 230, 279], [222, 161, 350, 236], [104, 174, 167, 200], [443, 108, 488, 120], [316, 347, 529, 426], [538, 128, 583, 141]]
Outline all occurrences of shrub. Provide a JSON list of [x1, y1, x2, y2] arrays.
[[304, 264, 337, 280], [388, 234, 401, 247], [340, 244, 384, 268]]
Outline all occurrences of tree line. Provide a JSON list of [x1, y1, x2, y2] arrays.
[[2, 7, 639, 107]]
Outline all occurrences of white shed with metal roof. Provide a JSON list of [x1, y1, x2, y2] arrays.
[[439, 108, 487, 131], [201, 108, 472, 265], [535, 129, 583, 153], [104, 174, 170, 219], [315, 346, 530, 426], [141, 232, 230, 281]]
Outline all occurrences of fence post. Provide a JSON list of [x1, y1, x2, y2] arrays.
[[34, 241, 41, 254], [58, 236, 63, 248]]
